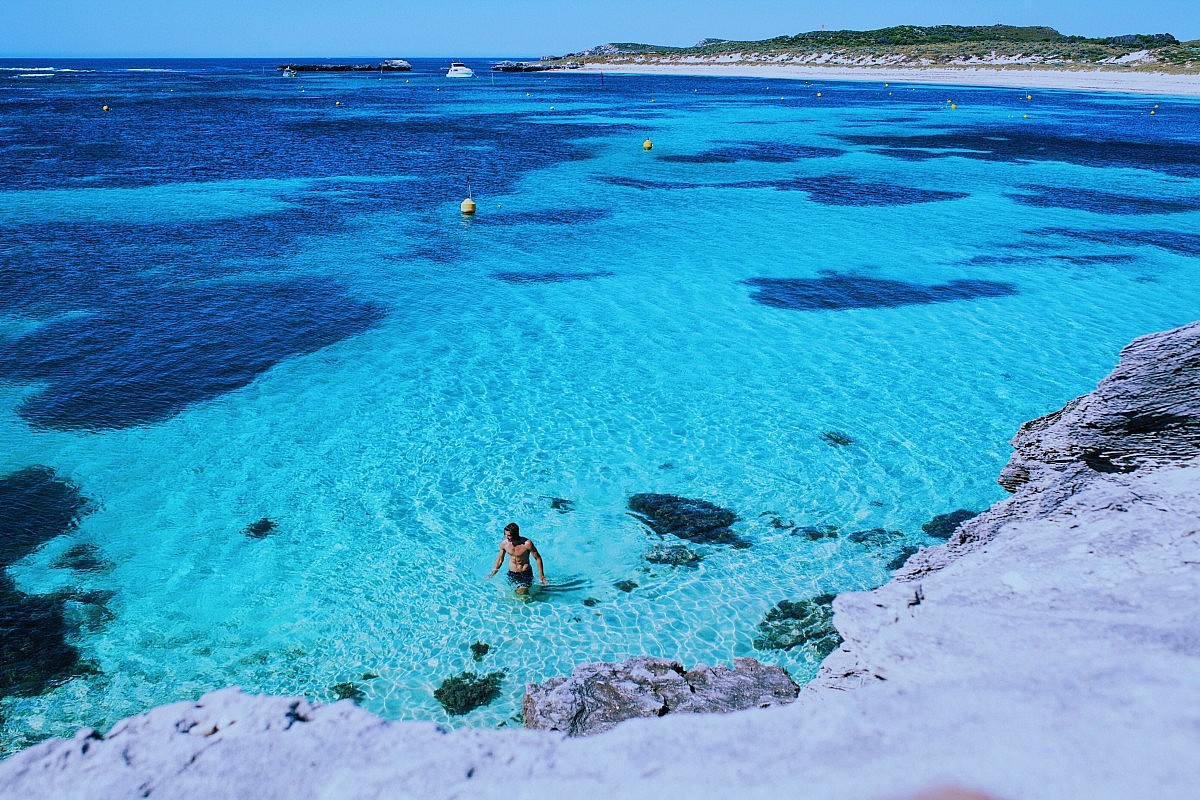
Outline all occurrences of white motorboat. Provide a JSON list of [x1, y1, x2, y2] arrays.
[[445, 62, 475, 78]]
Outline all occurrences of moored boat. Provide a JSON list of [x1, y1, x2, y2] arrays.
[[446, 62, 475, 78]]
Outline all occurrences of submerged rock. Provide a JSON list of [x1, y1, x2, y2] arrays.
[[627, 493, 749, 547], [523, 656, 799, 736], [470, 642, 491, 662], [921, 510, 981, 539], [643, 543, 703, 567], [331, 683, 365, 704], [820, 430, 854, 447], [795, 525, 839, 540], [846, 528, 905, 549], [51, 543, 112, 573], [244, 518, 277, 539], [886, 545, 921, 571], [434, 671, 505, 716], [613, 580, 638, 593], [753, 594, 842, 658]]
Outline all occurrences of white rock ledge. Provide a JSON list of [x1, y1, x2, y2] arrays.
[[2, 323, 1199, 800]]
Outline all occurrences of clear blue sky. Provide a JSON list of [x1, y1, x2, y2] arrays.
[[2, 1, 1196, 58]]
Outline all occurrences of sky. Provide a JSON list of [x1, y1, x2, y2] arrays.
[[2, 1, 1196, 58]]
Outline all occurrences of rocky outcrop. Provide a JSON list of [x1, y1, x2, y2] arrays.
[[999, 321, 1199, 491], [522, 657, 799, 736]]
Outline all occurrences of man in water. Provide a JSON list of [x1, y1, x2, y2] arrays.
[[485, 522, 547, 595]]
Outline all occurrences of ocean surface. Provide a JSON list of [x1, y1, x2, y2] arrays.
[[2, 57, 1198, 753]]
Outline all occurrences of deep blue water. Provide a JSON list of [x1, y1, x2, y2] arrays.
[[1, 57, 1198, 753]]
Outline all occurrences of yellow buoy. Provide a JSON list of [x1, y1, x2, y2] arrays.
[[1154, 104, 1159, 108], [650, 98, 655, 103], [1150, 110, 1156, 115], [460, 197, 476, 214], [884, 83, 889, 87], [951, 103, 957, 110], [335, 101, 341, 106], [816, 92, 822, 97], [1026, 94, 1032, 100], [1023, 114, 1029, 119], [643, 138, 653, 151], [101, 105, 109, 112]]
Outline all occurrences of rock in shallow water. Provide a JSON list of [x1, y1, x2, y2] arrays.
[[753, 594, 842, 658], [643, 543, 703, 566], [627, 493, 749, 547], [523, 656, 799, 736], [922, 510, 981, 539]]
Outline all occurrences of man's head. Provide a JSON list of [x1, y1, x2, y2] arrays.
[[503, 522, 521, 542]]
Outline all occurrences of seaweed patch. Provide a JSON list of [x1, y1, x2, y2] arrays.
[[0, 279, 386, 431], [744, 274, 1018, 310]]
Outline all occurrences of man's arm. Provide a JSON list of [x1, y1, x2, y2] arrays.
[[530, 542, 547, 585], [485, 546, 506, 579]]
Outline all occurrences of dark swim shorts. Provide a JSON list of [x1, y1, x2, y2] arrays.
[[507, 569, 533, 588]]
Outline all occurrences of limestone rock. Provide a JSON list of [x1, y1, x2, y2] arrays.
[[523, 656, 798, 736], [999, 320, 1200, 492]]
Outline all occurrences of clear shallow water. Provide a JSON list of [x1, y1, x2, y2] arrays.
[[1, 58, 1198, 751]]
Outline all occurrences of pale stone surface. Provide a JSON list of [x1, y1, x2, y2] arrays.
[[1, 322, 1198, 799], [522, 656, 800, 736]]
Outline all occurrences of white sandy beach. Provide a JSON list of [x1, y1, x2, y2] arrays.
[[576, 62, 1200, 96]]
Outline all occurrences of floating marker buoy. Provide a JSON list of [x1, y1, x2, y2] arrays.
[[1150, 110, 1156, 115], [1154, 104, 1159, 108], [461, 176, 476, 215], [816, 92, 822, 97], [1026, 94, 1032, 100], [101, 105, 109, 112], [650, 98, 655, 103], [335, 101, 341, 106], [950, 103, 957, 110], [1023, 114, 1029, 119], [888, 92, 893, 96], [643, 138, 653, 151]]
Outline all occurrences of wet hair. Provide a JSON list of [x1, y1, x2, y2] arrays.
[[503, 522, 520, 536]]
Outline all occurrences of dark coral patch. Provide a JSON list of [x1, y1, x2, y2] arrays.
[[744, 274, 1017, 311], [598, 176, 710, 190], [733, 176, 968, 206], [1034, 228, 1200, 257], [658, 143, 843, 164], [628, 493, 748, 547], [0, 467, 91, 567], [0, 576, 90, 698], [1008, 186, 1200, 215], [51, 544, 112, 574], [434, 670, 505, 715], [1, 467, 95, 699], [491, 271, 615, 284], [0, 279, 386, 431], [840, 130, 1200, 178]]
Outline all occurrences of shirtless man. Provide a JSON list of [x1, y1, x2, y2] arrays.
[[485, 522, 547, 595]]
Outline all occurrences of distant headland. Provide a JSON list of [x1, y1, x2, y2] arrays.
[[545, 24, 1199, 73]]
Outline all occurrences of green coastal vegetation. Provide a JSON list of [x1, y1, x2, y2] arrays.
[[551, 25, 1200, 72]]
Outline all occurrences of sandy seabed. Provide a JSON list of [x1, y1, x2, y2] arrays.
[[576, 63, 1200, 96]]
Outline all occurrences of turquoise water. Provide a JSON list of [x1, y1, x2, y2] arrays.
[[2, 59, 1198, 750]]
